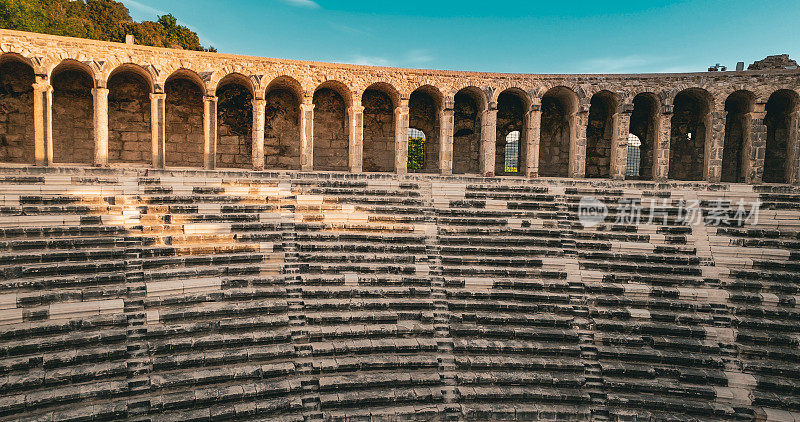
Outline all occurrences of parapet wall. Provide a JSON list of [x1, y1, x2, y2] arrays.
[[1, 29, 799, 184]]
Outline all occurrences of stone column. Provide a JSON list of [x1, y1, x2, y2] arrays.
[[32, 76, 53, 166], [525, 99, 541, 177], [203, 95, 218, 170], [745, 107, 766, 184], [569, 107, 589, 178], [789, 111, 800, 185], [480, 106, 497, 177], [394, 99, 410, 175], [92, 84, 109, 166], [439, 104, 454, 176], [252, 97, 266, 171], [150, 92, 166, 169], [347, 100, 364, 173], [704, 107, 726, 182], [611, 107, 632, 180], [654, 105, 673, 181], [300, 96, 314, 172]]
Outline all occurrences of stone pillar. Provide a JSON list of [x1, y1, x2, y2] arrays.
[[569, 107, 589, 178], [745, 107, 766, 184], [32, 76, 53, 166], [203, 95, 218, 170], [252, 97, 266, 171], [92, 84, 109, 166], [394, 99, 410, 175], [480, 106, 497, 177], [347, 100, 364, 173], [439, 105, 454, 176], [150, 92, 166, 169], [789, 111, 800, 185], [654, 105, 673, 181], [704, 107, 726, 182], [300, 96, 314, 172], [611, 107, 632, 180], [525, 99, 541, 177]]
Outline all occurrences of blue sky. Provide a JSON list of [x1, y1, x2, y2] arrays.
[[121, 0, 800, 74]]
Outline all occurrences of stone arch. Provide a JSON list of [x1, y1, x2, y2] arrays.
[[313, 80, 350, 171], [409, 84, 442, 174], [722, 90, 756, 183], [216, 73, 254, 169], [362, 82, 398, 172], [107, 64, 152, 165], [165, 69, 205, 167], [669, 88, 713, 181], [51, 60, 94, 164], [0, 53, 35, 164], [539, 86, 579, 177], [496, 89, 529, 176], [264, 76, 303, 170], [453, 86, 485, 174], [763, 89, 799, 183], [628, 92, 660, 180], [585, 90, 619, 178]]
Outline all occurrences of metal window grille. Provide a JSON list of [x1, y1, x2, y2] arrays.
[[505, 131, 520, 173], [626, 134, 642, 178]]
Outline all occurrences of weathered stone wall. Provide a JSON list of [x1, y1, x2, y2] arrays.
[[495, 91, 524, 175], [362, 89, 394, 172], [669, 92, 707, 181], [265, 89, 301, 170], [52, 69, 93, 164], [764, 91, 793, 183], [453, 91, 480, 174], [585, 95, 613, 178], [0, 29, 799, 183], [108, 72, 151, 164], [408, 90, 439, 173], [539, 97, 570, 177], [217, 84, 252, 169], [629, 94, 657, 180], [313, 88, 348, 171], [0, 61, 34, 163], [165, 78, 204, 167]]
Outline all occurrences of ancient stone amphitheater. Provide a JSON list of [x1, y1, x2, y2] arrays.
[[0, 29, 799, 421]]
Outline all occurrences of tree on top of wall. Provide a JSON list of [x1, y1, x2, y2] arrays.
[[0, 0, 215, 52]]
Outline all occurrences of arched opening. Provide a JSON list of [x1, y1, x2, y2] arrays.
[[362, 84, 396, 172], [625, 134, 642, 178], [495, 90, 526, 176], [165, 70, 204, 167], [51, 61, 94, 164], [764, 89, 798, 183], [539, 86, 578, 177], [504, 131, 520, 173], [586, 91, 618, 178], [408, 128, 426, 171], [669, 88, 711, 181], [108, 66, 152, 165], [722, 91, 754, 183], [453, 87, 484, 174], [0, 55, 35, 164], [265, 76, 302, 170], [216, 75, 253, 169], [628, 93, 659, 180], [409, 86, 441, 173], [313, 82, 349, 171]]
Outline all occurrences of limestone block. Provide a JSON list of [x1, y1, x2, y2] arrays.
[[0, 309, 23, 325]]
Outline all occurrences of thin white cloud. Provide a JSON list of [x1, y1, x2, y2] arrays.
[[282, 0, 321, 9], [404, 49, 434, 65], [580, 55, 682, 74], [346, 55, 392, 67]]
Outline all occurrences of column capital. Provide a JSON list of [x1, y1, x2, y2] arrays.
[[32, 81, 52, 93], [150, 92, 166, 100], [203, 95, 218, 103], [252, 97, 266, 106], [394, 105, 410, 115], [662, 104, 674, 115], [302, 95, 314, 105], [620, 103, 634, 114], [300, 102, 315, 112], [348, 104, 365, 114]]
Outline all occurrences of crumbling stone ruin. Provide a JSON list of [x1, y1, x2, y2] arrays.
[[0, 29, 800, 421]]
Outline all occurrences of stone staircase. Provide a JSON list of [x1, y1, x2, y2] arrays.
[[0, 167, 798, 421]]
